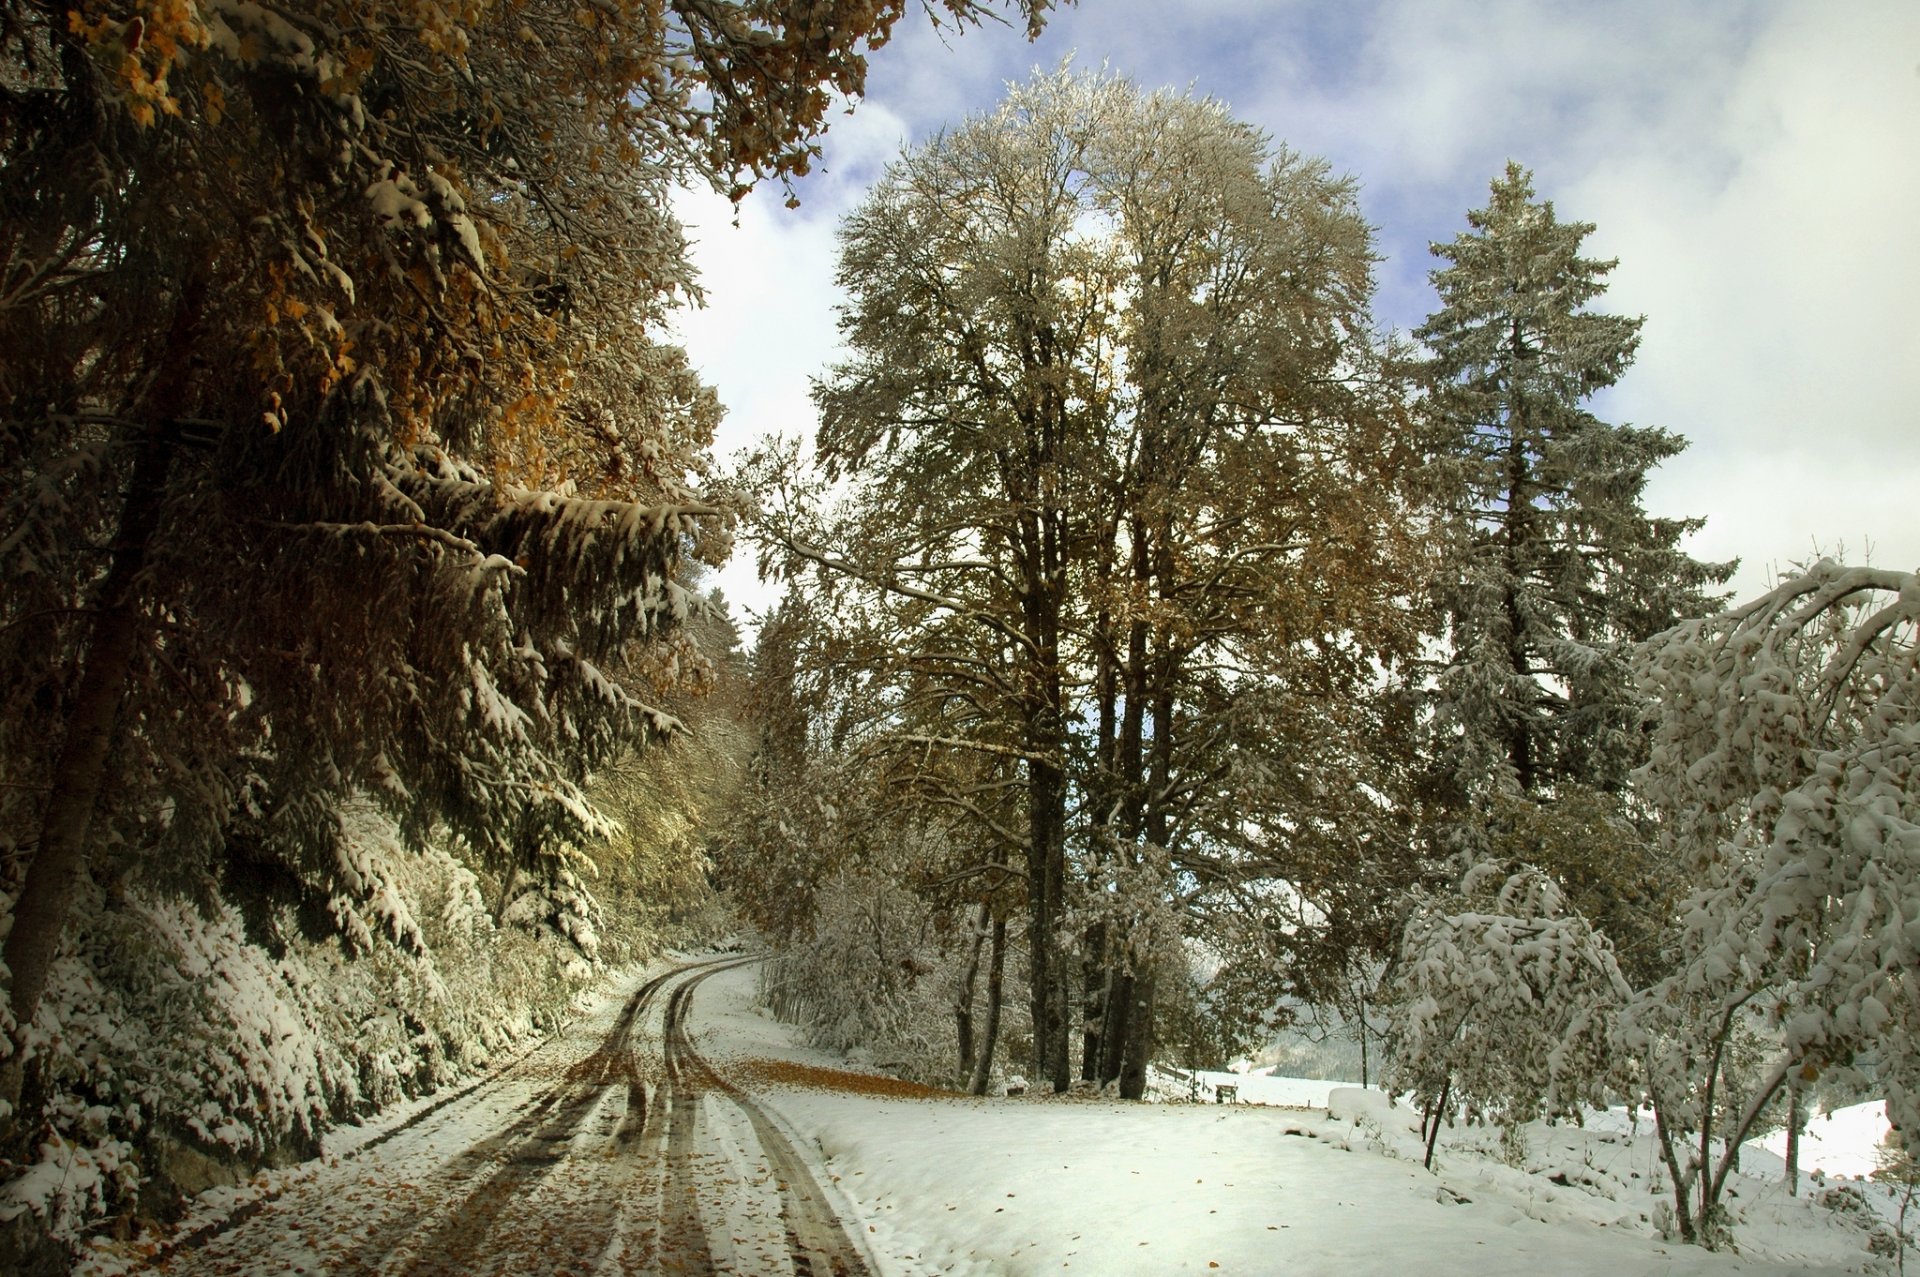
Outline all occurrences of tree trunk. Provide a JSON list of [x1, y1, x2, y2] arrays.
[[1503, 350, 1537, 795], [1100, 967, 1135, 1086], [1423, 1075, 1451, 1170], [1112, 624, 1178, 1102], [1117, 959, 1156, 1100], [1080, 938, 1105, 1083], [492, 860, 522, 927], [1010, 428, 1072, 1094], [1025, 749, 1070, 1092], [2, 422, 179, 1112], [955, 902, 989, 1080], [968, 913, 1007, 1095], [1357, 995, 1370, 1089], [1785, 1077, 1802, 1195]]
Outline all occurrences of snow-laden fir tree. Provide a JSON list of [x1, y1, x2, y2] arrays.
[[0, 1, 1062, 1253], [1418, 163, 1731, 816]]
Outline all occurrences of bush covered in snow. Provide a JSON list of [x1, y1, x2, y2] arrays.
[[1386, 562, 1920, 1253], [761, 868, 1029, 1090], [1386, 863, 1630, 1161], [1623, 560, 1920, 1248]]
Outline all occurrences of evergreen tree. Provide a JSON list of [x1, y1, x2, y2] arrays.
[[1418, 163, 1732, 816], [0, 0, 1058, 1124]]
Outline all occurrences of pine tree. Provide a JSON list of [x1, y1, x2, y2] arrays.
[[1418, 162, 1732, 814]]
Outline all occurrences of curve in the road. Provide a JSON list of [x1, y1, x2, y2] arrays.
[[660, 959, 875, 1277], [139, 953, 874, 1277]]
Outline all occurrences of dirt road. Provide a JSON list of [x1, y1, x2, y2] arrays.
[[142, 955, 873, 1277]]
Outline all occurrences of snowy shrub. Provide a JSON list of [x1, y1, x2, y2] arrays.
[[1385, 863, 1630, 1162], [0, 799, 704, 1257], [1626, 561, 1920, 1248], [764, 869, 1023, 1088]]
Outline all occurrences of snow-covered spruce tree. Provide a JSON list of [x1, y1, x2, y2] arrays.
[[1625, 561, 1920, 1248], [1385, 863, 1630, 1169], [1417, 163, 1730, 825]]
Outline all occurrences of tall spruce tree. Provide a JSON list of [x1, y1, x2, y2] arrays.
[[1418, 163, 1731, 820]]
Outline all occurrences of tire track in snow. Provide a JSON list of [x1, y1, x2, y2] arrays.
[[138, 953, 870, 1276], [138, 977, 629, 1272], [142, 957, 721, 1275], [361, 955, 745, 1275], [659, 959, 874, 1277]]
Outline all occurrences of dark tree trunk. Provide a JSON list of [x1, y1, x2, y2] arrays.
[[1080, 937, 1107, 1083], [1423, 1075, 1452, 1170], [1082, 627, 1118, 1082], [955, 902, 989, 1080], [1025, 749, 1069, 1092], [1017, 475, 1071, 1093], [1502, 343, 1537, 795], [1357, 995, 1371, 1089], [1111, 625, 1178, 1101], [1, 424, 175, 1110], [0, 263, 207, 1110], [1116, 962, 1157, 1100], [492, 860, 521, 927], [1100, 967, 1135, 1085], [968, 913, 1007, 1095]]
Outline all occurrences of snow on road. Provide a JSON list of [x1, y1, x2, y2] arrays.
[[80, 954, 875, 1277], [80, 955, 1906, 1276]]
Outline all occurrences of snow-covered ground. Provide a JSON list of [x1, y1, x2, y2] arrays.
[[692, 964, 1912, 1276], [80, 957, 1912, 1276]]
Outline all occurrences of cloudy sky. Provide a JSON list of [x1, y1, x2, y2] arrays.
[[671, 0, 1919, 618]]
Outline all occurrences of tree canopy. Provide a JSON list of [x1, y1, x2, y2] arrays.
[[753, 65, 1425, 1096], [0, 0, 1060, 1121]]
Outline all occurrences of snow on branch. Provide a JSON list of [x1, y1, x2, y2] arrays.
[[1386, 864, 1630, 1133], [884, 733, 1053, 764], [1627, 559, 1920, 1229]]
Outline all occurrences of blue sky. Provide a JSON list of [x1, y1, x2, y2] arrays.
[[672, 0, 1919, 618]]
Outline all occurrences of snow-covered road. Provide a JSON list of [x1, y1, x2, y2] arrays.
[[129, 955, 874, 1276], [92, 954, 1899, 1276]]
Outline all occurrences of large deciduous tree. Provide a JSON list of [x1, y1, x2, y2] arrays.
[[763, 67, 1422, 1095]]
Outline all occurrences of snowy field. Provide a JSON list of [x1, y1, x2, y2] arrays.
[[691, 964, 1912, 1276]]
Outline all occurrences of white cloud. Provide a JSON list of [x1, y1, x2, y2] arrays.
[[1569, 0, 1920, 591], [672, 0, 1920, 621], [669, 102, 915, 620]]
